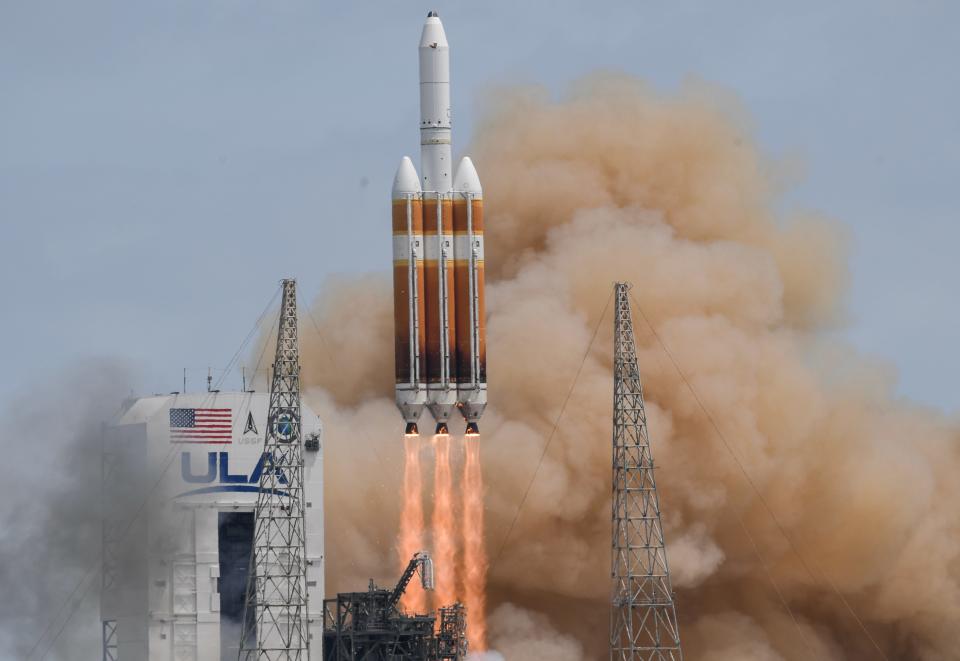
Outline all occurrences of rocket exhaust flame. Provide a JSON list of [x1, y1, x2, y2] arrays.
[[431, 434, 457, 608], [463, 436, 488, 651], [399, 435, 427, 613]]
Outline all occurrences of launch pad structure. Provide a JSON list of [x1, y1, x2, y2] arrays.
[[321, 552, 467, 661]]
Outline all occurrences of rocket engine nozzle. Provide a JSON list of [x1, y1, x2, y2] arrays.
[[465, 422, 480, 437], [405, 422, 420, 436], [435, 422, 449, 436]]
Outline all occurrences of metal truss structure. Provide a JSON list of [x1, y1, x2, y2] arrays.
[[434, 605, 467, 660], [321, 552, 467, 661], [610, 283, 682, 660], [102, 619, 118, 661], [240, 279, 310, 660]]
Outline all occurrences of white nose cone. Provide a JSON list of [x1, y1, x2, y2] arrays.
[[453, 157, 482, 196], [420, 12, 449, 50], [419, 11, 451, 133], [419, 11, 453, 193], [392, 156, 422, 197]]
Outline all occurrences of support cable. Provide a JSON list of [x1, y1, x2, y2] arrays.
[[628, 291, 889, 661], [218, 287, 283, 391], [730, 505, 818, 655], [297, 291, 393, 474], [630, 320, 816, 655], [488, 289, 613, 572]]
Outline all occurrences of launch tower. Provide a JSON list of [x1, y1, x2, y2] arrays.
[[240, 279, 311, 660], [610, 283, 682, 660]]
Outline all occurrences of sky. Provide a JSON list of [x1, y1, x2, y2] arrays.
[[1, 1, 958, 410]]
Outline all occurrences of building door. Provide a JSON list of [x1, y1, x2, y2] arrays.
[[218, 511, 254, 661]]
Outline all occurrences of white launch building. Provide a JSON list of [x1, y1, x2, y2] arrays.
[[100, 391, 324, 661]]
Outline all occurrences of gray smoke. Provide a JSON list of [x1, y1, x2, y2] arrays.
[[0, 361, 138, 660]]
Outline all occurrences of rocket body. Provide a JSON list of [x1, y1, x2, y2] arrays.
[[392, 157, 428, 435], [423, 190, 457, 431], [419, 14, 452, 195], [420, 13, 457, 432], [393, 12, 487, 436], [453, 158, 486, 432]]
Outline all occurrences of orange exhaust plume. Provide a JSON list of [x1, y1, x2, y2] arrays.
[[398, 435, 427, 613], [431, 434, 458, 608], [462, 437, 488, 651]]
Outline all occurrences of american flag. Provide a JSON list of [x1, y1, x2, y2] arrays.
[[169, 408, 232, 443]]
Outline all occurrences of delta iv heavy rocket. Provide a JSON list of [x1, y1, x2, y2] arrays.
[[393, 11, 486, 437]]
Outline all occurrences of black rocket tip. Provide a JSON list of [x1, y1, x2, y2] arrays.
[[405, 422, 419, 437]]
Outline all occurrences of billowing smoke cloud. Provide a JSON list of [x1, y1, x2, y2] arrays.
[[0, 361, 136, 660], [0, 364, 237, 661], [303, 74, 960, 660]]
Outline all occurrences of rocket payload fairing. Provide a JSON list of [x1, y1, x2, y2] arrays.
[[393, 11, 487, 436]]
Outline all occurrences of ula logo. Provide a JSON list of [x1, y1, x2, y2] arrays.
[[178, 452, 289, 497]]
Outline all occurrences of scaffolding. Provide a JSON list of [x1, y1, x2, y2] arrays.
[[240, 279, 311, 660], [322, 553, 467, 661], [610, 282, 682, 660]]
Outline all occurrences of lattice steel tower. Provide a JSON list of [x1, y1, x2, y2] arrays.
[[610, 282, 682, 660], [240, 279, 311, 660]]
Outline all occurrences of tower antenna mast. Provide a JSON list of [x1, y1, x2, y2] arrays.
[[610, 282, 682, 660], [240, 279, 310, 660]]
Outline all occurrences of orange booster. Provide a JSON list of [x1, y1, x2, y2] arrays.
[[392, 157, 428, 434], [453, 158, 486, 434]]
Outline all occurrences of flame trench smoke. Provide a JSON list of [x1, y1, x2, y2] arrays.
[[304, 74, 960, 660]]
